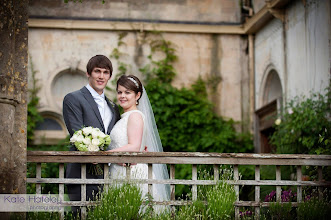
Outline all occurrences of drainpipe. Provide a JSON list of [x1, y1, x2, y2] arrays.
[[249, 34, 255, 133], [243, 4, 256, 133]]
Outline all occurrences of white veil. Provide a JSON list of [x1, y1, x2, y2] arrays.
[[138, 86, 171, 202]]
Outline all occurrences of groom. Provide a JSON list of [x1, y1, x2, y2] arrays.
[[62, 55, 121, 214]]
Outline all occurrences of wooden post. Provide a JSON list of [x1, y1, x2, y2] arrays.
[[213, 164, 219, 182], [318, 166, 323, 200], [36, 163, 42, 194], [234, 165, 240, 220], [81, 164, 87, 220], [255, 165, 260, 220], [170, 164, 175, 214], [126, 164, 131, 180], [276, 166, 281, 202], [192, 164, 197, 201], [297, 165, 302, 203], [148, 163, 153, 212], [104, 164, 109, 192], [59, 163, 65, 220]]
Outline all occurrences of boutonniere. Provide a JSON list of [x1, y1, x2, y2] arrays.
[[106, 97, 116, 108]]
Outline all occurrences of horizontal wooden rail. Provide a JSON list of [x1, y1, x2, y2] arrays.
[[27, 151, 331, 220], [27, 151, 331, 165]]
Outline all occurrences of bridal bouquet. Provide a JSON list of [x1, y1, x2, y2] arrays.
[[70, 126, 111, 175]]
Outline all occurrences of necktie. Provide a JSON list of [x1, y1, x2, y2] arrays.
[[95, 96, 105, 121]]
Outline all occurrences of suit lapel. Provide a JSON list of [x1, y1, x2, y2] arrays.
[[105, 96, 118, 134], [80, 87, 105, 131]]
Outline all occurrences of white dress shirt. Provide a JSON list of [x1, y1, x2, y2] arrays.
[[86, 84, 112, 133]]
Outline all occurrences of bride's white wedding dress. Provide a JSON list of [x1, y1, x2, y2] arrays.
[[108, 110, 147, 180], [108, 109, 169, 212]]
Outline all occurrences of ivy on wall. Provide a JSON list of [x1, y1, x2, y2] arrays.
[[27, 55, 43, 146], [111, 32, 254, 197]]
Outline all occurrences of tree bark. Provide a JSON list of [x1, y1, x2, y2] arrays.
[[0, 0, 28, 218]]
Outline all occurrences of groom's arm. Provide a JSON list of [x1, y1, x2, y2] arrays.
[[63, 93, 84, 137]]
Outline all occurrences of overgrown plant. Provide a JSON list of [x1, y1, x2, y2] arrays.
[[297, 197, 331, 220], [109, 32, 131, 92], [139, 33, 177, 83], [265, 202, 293, 220], [176, 167, 237, 220], [110, 31, 253, 197], [270, 86, 331, 155], [87, 183, 143, 220], [27, 55, 43, 146]]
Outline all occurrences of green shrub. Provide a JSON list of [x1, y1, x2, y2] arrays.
[[110, 32, 253, 198], [87, 183, 143, 220], [175, 181, 236, 220], [297, 197, 331, 220], [266, 202, 293, 220], [270, 87, 331, 155]]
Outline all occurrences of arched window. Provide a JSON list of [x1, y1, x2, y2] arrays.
[[255, 69, 283, 153], [33, 113, 67, 145], [51, 69, 87, 109], [35, 118, 63, 131], [262, 70, 282, 105]]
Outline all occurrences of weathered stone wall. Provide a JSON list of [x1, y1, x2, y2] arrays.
[[254, 0, 331, 109], [0, 0, 28, 218], [28, 0, 249, 131], [29, 0, 241, 23], [252, 0, 265, 13]]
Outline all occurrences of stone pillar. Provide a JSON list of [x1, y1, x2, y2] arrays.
[[0, 0, 28, 218]]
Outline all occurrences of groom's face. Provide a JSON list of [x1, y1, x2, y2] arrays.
[[87, 67, 111, 95]]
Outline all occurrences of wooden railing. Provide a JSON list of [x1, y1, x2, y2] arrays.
[[27, 151, 331, 219]]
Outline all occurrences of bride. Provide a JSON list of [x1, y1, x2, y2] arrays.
[[107, 74, 170, 211]]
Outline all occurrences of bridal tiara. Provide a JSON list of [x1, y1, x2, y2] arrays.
[[128, 77, 139, 89]]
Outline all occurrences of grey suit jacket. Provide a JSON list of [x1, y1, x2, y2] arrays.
[[63, 86, 121, 179]]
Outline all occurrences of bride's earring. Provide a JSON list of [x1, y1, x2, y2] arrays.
[[136, 100, 138, 105]]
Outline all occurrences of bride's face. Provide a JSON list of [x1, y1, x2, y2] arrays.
[[117, 85, 140, 111]]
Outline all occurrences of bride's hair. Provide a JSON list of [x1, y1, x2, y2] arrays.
[[117, 75, 143, 104]]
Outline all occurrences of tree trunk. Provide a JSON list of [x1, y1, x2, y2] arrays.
[[0, 0, 28, 218]]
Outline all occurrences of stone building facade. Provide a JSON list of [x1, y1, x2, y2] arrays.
[[28, 0, 330, 152]]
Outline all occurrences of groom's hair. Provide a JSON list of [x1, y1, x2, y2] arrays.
[[86, 55, 113, 76]]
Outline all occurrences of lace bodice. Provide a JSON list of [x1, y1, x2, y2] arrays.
[[108, 110, 145, 151]]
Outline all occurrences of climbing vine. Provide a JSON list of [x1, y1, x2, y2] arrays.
[[27, 55, 43, 146], [110, 31, 253, 196]]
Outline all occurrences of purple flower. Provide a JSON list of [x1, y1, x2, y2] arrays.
[[304, 195, 311, 201], [239, 210, 253, 217], [264, 190, 276, 202]]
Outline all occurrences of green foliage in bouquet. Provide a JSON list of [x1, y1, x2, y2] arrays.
[[270, 86, 331, 155]]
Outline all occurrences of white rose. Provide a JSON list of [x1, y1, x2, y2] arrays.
[[70, 134, 78, 143], [91, 129, 100, 139], [76, 135, 84, 143], [275, 118, 281, 125], [82, 126, 93, 135], [77, 130, 82, 135], [83, 137, 91, 145], [91, 138, 100, 146], [88, 144, 99, 152], [98, 131, 106, 138]]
